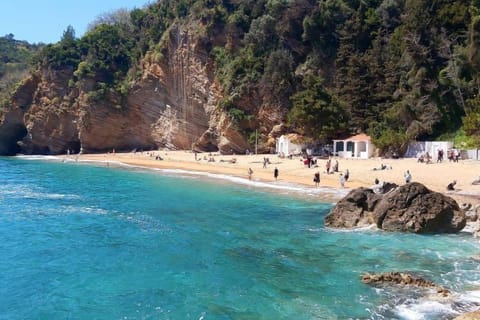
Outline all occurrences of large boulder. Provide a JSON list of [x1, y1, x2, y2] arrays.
[[324, 187, 382, 228], [374, 183, 466, 233], [325, 182, 466, 234]]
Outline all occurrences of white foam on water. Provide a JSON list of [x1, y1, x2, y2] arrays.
[[74, 159, 349, 201], [12, 155, 349, 202], [457, 286, 480, 304], [389, 285, 480, 320], [395, 299, 457, 320], [60, 205, 110, 216], [15, 155, 61, 161], [0, 184, 80, 200], [324, 224, 379, 233]]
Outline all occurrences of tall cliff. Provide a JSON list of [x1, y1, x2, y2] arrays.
[[2, 0, 475, 156], [0, 21, 284, 156]]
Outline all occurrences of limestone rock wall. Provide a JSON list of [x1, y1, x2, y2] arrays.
[[0, 21, 285, 155]]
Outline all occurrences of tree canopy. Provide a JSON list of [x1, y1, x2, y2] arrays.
[[2, 0, 480, 152]]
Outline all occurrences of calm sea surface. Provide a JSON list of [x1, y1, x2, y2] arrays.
[[1, 156, 480, 319]]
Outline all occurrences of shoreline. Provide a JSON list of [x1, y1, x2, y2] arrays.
[[11, 152, 480, 318], [65, 150, 480, 206]]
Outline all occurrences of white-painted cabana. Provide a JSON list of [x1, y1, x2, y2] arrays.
[[276, 134, 305, 156], [333, 134, 376, 159]]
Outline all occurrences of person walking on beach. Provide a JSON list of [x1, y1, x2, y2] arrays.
[[274, 167, 279, 181], [325, 159, 331, 174], [404, 170, 412, 183], [314, 172, 320, 187], [344, 169, 349, 181], [248, 168, 253, 180]]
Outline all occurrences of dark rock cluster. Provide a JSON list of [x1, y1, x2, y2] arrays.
[[325, 182, 466, 233]]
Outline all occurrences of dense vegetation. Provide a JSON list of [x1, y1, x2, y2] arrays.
[[0, 34, 42, 108], [3, 0, 480, 154]]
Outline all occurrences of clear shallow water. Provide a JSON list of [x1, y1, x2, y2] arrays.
[[1, 157, 480, 319]]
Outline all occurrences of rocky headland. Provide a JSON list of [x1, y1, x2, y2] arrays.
[[0, 22, 285, 156]]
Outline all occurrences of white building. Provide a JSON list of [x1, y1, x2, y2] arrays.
[[333, 134, 376, 159], [276, 134, 305, 156], [405, 141, 453, 159]]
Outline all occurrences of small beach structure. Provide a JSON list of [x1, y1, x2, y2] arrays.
[[276, 134, 305, 157], [405, 141, 453, 158], [332, 134, 376, 159]]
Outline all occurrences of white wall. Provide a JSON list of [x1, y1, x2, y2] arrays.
[[425, 141, 453, 159], [276, 136, 303, 155]]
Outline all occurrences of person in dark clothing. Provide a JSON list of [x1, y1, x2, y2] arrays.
[[274, 167, 279, 180], [313, 172, 320, 187], [447, 180, 457, 191]]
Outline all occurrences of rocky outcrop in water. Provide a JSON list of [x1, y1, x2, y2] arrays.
[[323, 187, 381, 228], [325, 182, 466, 233], [0, 22, 285, 156], [361, 272, 450, 297], [461, 204, 480, 237]]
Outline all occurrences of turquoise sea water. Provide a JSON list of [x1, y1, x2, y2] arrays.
[[1, 157, 480, 319]]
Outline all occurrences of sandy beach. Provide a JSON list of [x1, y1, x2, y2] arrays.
[[79, 150, 480, 205]]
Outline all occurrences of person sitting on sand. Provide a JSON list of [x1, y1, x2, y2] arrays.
[[373, 164, 391, 171], [447, 180, 457, 191], [424, 152, 432, 164]]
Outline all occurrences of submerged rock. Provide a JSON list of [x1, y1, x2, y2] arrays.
[[325, 182, 466, 233]]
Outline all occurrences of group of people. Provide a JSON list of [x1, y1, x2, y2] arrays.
[[325, 159, 339, 174], [417, 152, 432, 164], [448, 149, 460, 162], [313, 168, 349, 188], [403, 169, 470, 192], [247, 167, 279, 181], [247, 157, 350, 188], [263, 157, 271, 168], [416, 149, 462, 163]]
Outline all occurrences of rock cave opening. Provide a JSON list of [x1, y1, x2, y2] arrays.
[[65, 141, 81, 154], [0, 123, 28, 155]]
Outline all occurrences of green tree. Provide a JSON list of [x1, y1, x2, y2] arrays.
[[288, 74, 348, 142]]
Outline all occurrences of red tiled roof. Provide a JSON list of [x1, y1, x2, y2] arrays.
[[345, 133, 371, 141]]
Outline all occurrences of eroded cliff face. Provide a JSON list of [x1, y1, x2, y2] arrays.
[[0, 21, 286, 155]]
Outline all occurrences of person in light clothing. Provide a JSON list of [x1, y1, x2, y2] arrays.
[[404, 170, 412, 183]]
